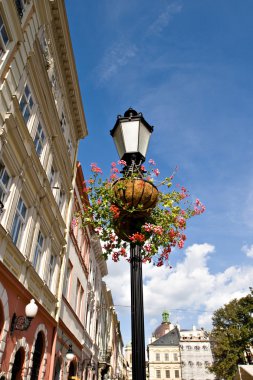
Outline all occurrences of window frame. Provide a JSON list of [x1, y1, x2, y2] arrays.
[[47, 252, 56, 289], [33, 122, 46, 158], [0, 164, 10, 205], [19, 83, 35, 126], [11, 196, 27, 247], [0, 13, 9, 58], [33, 230, 44, 273]]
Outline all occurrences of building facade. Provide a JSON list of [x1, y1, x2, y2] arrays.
[[180, 327, 215, 380], [0, 2, 127, 379]]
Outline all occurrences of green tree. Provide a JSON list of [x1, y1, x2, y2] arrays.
[[210, 289, 253, 380]]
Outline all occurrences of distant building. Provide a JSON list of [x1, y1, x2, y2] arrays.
[[147, 312, 215, 380], [148, 326, 181, 380], [180, 326, 215, 380]]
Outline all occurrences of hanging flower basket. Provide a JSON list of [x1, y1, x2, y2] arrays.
[[112, 178, 159, 214], [77, 160, 205, 266]]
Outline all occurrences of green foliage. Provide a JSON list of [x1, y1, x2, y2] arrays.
[[210, 288, 253, 380]]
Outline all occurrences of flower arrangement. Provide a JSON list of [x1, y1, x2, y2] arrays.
[[76, 159, 205, 267]]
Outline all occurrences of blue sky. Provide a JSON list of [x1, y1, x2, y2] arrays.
[[66, 0, 253, 345]]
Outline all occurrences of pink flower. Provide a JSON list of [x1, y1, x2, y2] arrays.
[[148, 159, 156, 165], [71, 218, 78, 227], [143, 223, 152, 232], [144, 243, 152, 253], [153, 225, 163, 235], [153, 168, 160, 177], [111, 162, 117, 167], [91, 163, 102, 173], [118, 160, 127, 166], [110, 174, 118, 180], [178, 240, 184, 249]]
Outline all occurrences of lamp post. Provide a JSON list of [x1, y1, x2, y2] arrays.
[[110, 108, 154, 380]]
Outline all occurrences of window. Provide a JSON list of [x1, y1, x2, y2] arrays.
[[33, 231, 44, 272], [34, 123, 45, 157], [173, 353, 178, 361], [63, 260, 72, 299], [156, 370, 161, 379], [203, 345, 208, 350], [67, 138, 72, 155], [58, 188, 65, 211], [188, 361, 194, 367], [155, 353, 160, 361], [165, 370, 170, 378], [76, 279, 84, 319], [60, 112, 67, 134], [47, 253, 56, 288], [196, 361, 202, 367], [205, 361, 211, 367], [19, 84, 34, 125], [175, 370, 179, 378], [194, 345, 200, 350], [49, 165, 55, 187], [11, 197, 27, 246], [0, 165, 10, 203], [186, 345, 192, 350], [165, 353, 169, 361], [0, 14, 8, 57]]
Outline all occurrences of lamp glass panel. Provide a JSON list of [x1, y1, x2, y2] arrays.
[[121, 120, 139, 154], [66, 352, 75, 361], [25, 299, 38, 318], [138, 123, 151, 158], [113, 124, 125, 159]]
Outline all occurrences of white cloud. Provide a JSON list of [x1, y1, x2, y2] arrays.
[[148, 2, 183, 35], [95, 42, 138, 84], [242, 244, 253, 258], [106, 243, 253, 343]]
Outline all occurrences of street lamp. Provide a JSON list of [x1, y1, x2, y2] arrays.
[[110, 108, 154, 380], [10, 299, 38, 335], [110, 108, 153, 168], [66, 344, 75, 361]]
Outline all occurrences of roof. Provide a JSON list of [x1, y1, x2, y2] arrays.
[[149, 327, 180, 347], [234, 365, 253, 380]]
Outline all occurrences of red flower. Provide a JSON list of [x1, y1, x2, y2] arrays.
[[129, 232, 146, 243], [110, 205, 120, 219]]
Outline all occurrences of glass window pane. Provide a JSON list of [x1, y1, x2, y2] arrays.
[[23, 108, 30, 124], [19, 96, 26, 113], [122, 121, 139, 154], [1, 27, 8, 46]]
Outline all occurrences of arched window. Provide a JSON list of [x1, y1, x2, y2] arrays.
[[68, 361, 77, 379], [30, 331, 45, 379], [11, 348, 25, 380]]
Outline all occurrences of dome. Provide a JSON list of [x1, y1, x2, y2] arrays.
[[153, 310, 172, 339]]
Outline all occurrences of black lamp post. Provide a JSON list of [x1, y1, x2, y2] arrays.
[[110, 108, 154, 380]]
